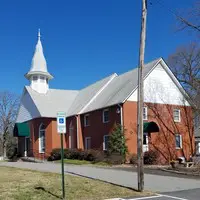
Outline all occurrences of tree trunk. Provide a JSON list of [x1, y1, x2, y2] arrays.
[[3, 134, 6, 159]]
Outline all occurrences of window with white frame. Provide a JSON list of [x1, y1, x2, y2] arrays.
[[32, 76, 38, 82], [143, 107, 148, 120], [39, 123, 46, 153], [143, 134, 149, 152], [195, 141, 200, 155], [173, 109, 181, 122], [103, 109, 109, 123], [40, 76, 45, 83], [85, 137, 91, 150], [175, 134, 182, 149], [103, 135, 110, 150], [84, 114, 90, 127], [69, 121, 74, 149]]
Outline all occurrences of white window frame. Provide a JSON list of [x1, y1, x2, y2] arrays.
[[84, 114, 90, 127], [103, 109, 109, 123], [24, 136, 30, 157], [69, 121, 74, 149], [103, 135, 109, 150], [143, 134, 149, 152], [32, 76, 38, 82], [195, 141, 200, 155], [39, 76, 45, 83], [143, 106, 148, 120], [85, 137, 91, 150], [173, 109, 181, 122], [175, 134, 182, 149], [39, 123, 46, 153]]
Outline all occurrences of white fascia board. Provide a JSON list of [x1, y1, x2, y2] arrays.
[[24, 86, 42, 118], [160, 59, 191, 106], [122, 58, 162, 103], [78, 73, 118, 114], [15, 87, 27, 123]]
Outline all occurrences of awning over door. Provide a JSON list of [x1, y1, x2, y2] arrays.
[[13, 122, 30, 137], [143, 121, 159, 133]]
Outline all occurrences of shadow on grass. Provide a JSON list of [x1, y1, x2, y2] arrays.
[[35, 186, 62, 199], [65, 170, 138, 192]]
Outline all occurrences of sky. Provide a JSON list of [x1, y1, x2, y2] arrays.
[[0, 0, 197, 94]]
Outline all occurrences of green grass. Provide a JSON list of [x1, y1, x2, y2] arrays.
[[55, 159, 111, 166], [0, 166, 152, 200]]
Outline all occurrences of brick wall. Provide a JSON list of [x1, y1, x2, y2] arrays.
[[80, 105, 121, 150], [123, 101, 194, 164]]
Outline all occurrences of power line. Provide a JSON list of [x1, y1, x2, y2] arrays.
[[149, 0, 200, 32]]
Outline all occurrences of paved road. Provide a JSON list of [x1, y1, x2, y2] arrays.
[[117, 189, 200, 200], [112, 166, 200, 180], [106, 189, 200, 200], [1, 161, 200, 194]]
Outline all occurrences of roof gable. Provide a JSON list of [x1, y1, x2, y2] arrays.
[[83, 58, 161, 113], [26, 86, 79, 118], [127, 58, 191, 106], [16, 87, 41, 123], [67, 73, 117, 116]]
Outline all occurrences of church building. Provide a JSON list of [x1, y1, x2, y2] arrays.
[[14, 31, 194, 164]]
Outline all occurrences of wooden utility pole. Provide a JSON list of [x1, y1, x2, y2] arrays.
[[137, 0, 147, 192]]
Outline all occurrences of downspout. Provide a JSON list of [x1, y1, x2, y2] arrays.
[[76, 115, 79, 149], [118, 104, 123, 128]]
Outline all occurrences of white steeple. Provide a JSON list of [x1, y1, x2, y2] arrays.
[[25, 30, 53, 94]]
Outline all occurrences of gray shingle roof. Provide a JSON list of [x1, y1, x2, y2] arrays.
[[20, 58, 161, 120], [67, 73, 117, 116], [26, 86, 79, 117], [83, 58, 161, 113]]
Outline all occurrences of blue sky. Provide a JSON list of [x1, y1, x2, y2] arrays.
[[0, 0, 197, 94]]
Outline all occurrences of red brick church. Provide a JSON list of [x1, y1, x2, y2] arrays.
[[14, 31, 194, 164]]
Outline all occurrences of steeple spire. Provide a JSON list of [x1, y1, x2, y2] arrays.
[[25, 30, 53, 94], [38, 28, 41, 40]]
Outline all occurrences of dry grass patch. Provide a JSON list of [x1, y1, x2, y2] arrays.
[[0, 166, 152, 200]]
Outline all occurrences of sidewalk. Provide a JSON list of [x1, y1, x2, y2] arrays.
[[1, 161, 200, 192]]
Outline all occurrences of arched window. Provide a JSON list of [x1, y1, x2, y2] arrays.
[[39, 123, 46, 153]]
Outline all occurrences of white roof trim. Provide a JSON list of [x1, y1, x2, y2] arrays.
[[122, 58, 191, 106], [79, 73, 118, 114], [160, 59, 191, 106], [15, 87, 26, 123], [122, 58, 162, 103]]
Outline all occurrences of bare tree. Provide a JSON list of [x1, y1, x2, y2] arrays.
[[167, 43, 200, 112], [0, 91, 19, 159], [176, 1, 200, 33], [147, 102, 194, 163], [142, 76, 195, 163]]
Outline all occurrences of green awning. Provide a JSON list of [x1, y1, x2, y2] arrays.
[[144, 122, 159, 133], [14, 122, 30, 137]]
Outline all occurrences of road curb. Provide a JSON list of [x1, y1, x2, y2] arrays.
[[160, 168, 200, 176]]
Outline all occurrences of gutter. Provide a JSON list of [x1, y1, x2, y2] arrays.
[[76, 115, 79, 149]]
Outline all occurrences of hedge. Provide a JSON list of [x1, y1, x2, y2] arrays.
[[47, 148, 125, 164], [143, 150, 158, 165]]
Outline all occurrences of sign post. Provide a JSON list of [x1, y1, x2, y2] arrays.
[[57, 112, 66, 200]]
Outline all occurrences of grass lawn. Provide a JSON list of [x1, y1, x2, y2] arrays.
[[0, 166, 152, 200], [55, 159, 111, 166]]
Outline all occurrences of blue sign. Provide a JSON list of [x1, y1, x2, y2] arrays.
[[57, 112, 66, 134], [59, 118, 64, 124]]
